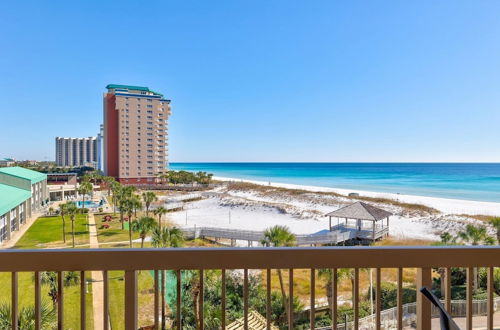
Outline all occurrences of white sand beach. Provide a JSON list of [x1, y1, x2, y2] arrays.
[[165, 177, 500, 242], [214, 176, 500, 216]]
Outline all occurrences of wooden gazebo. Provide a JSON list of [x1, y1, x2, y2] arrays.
[[326, 201, 393, 240]]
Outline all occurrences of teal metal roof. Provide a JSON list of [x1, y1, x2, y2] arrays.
[[0, 184, 31, 216], [106, 84, 164, 97], [106, 84, 150, 91], [0, 167, 47, 184]]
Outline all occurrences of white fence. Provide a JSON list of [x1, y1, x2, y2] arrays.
[[315, 297, 500, 329]]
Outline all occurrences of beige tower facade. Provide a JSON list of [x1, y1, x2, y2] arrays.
[[103, 84, 171, 184]]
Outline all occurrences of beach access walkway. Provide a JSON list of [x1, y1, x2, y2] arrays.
[[181, 223, 387, 246]]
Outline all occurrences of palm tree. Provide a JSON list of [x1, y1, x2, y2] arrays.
[[77, 181, 93, 209], [116, 186, 136, 229], [142, 191, 158, 216], [458, 224, 491, 246], [260, 225, 296, 323], [490, 217, 500, 244], [152, 226, 185, 330], [121, 199, 135, 248], [131, 216, 157, 248], [131, 195, 143, 218], [458, 224, 494, 292], [58, 202, 68, 243], [65, 202, 78, 248], [83, 170, 101, 199], [102, 176, 116, 196], [48, 207, 54, 216], [110, 181, 122, 215], [0, 302, 56, 330], [153, 206, 168, 229]]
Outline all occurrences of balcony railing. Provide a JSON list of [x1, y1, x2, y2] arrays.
[[1, 246, 498, 330]]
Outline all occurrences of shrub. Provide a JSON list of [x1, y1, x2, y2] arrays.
[[367, 282, 416, 310]]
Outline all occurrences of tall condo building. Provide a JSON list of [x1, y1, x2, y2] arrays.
[[103, 84, 171, 184], [55, 137, 98, 167]]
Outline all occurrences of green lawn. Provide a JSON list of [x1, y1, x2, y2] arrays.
[[14, 214, 90, 249], [94, 213, 142, 246]]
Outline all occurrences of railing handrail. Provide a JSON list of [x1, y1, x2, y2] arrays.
[[0, 246, 499, 271]]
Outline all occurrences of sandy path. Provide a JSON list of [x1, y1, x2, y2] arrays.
[[88, 213, 107, 330]]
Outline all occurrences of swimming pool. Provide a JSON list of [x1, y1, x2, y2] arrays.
[[77, 200, 100, 208]]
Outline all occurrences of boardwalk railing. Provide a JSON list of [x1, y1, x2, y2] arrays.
[[0, 246, 498, 330], [181, 226, 349, 245], [316, 297, 500, 330]]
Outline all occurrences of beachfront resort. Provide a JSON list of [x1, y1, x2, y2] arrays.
[[2, 2, 500, 329]]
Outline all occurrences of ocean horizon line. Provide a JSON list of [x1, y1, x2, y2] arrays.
[[171, 161, 500, 164]]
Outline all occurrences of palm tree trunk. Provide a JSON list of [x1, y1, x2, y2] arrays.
[[128, 220, 132, 248], [62, 217, 66, 243], [325, 278, 333, 318], [141, 237, 144, 248], [71, 219, 75, 248], [120, 211, 124, 230], [277, 269, 289, 323]]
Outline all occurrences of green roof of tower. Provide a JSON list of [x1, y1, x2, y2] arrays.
[[0, 167, 47, 184], [106, 84, 164, 97]]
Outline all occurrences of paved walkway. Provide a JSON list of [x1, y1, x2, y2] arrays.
[[88, 213, 106, 330]]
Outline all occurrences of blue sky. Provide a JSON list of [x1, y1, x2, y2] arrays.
[[1, 1, 499, 162]]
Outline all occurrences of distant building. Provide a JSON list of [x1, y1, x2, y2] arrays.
[[0, 167, 48, 244], [103, 84, 171, 184], [0, 158, 15, 167], [97, 124, 104, 173], [55, 136, 98, 167]]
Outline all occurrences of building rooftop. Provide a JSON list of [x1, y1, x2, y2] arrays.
[[0, 166, 47, 184], [106, 84, 164, 97], [0, 183, 31, 216]]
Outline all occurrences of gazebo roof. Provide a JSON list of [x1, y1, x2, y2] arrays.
[[326, 201, 392, 221]]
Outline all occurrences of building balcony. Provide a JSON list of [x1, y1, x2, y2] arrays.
[[1, 246, 498, 330]]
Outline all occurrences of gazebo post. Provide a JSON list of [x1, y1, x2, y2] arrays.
[[329, 216, 331, 232], [387, 216, 390, 237], [372, 220, 376, 240]]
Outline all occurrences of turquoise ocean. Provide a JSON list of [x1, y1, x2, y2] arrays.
[[170, 163, 500, 203]]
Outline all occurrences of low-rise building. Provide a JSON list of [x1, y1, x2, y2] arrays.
[[0, 167, 48, 244], [0, 158, 15, 167]]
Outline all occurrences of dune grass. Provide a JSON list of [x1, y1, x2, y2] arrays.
[[226, 182, 438, 215]]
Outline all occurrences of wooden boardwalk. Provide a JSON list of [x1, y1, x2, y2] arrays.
[[181, 224, 387, 246]]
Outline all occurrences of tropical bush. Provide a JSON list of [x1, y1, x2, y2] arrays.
[[160, 171, 213, 185], [0, 302, 56, 329]]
